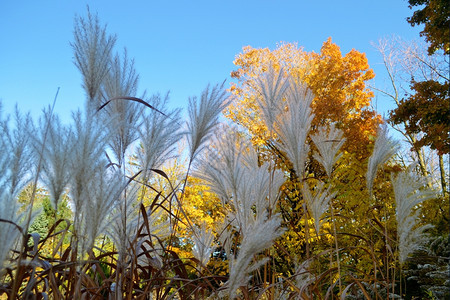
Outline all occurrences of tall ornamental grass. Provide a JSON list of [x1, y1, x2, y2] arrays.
[[0, 10, 444, 300]]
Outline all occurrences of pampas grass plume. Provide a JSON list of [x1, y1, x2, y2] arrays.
[[367, 124, 400, 195], [187, 83, 229, 162]]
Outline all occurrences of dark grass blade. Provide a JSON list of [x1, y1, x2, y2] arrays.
[[0, 218, 25, 236], [349, 275, 372, 299], [97, 96, 168, 117]]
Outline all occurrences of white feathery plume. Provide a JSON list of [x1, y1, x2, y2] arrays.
[[239, 145, 280, 217], [100, 48, 142, 166], [255, 66, 289, 132], [35, 111, 73, 210], [252, 163, 285, 216], [392, 165, 435, 263], [302, 181, 336, 234], [311, 123, 345, 177], [237, 159, 284, 226], [202, 132, 253, 231], [186, 83, 229, 162], [136, 94, 181, 180], [232, 167, 263, 230], [393, 165, 435, 219], [0, 191, 24, 275], [226, 212, 285, 299], [72, 9, 117, 106], [240, 140, 260, 170], [0, 109, 33, 196], [397, 210, 433, 264], [233, 151, 265, 230], [78, 166, 124, 254], [68, 111, 109, 253], [101, 48, 139, 101], [294, 260, 314, 294], [0, 108, 33, 273], [198, 130, 284, 232], [366, 124, 400, 195], [69, 111, 107, 212], [192, 223, 215, 269], [107, 187, 170, 271], [274, 81, 314, 178], [107, 183, 140, 259], [197, 129, 285, 298], [196, 130, 245, 205]]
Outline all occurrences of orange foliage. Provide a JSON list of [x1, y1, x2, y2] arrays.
[[226, 38, 382, 158]]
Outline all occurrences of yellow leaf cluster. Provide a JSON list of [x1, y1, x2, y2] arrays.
[[174, 176, 225, 252]]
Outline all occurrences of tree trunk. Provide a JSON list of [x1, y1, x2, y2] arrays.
[[439, 154, 448, 196]]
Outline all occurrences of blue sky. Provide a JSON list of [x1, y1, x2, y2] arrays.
[[0, 1, 423, 123]]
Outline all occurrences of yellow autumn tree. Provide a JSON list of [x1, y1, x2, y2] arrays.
[[225, 39, 397, 288], [227, 38, 382, 158], [139, 156, 226, 273], [176, 176, 226, 248]]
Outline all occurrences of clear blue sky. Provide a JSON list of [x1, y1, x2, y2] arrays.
[[0, 0, 423, 123]]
